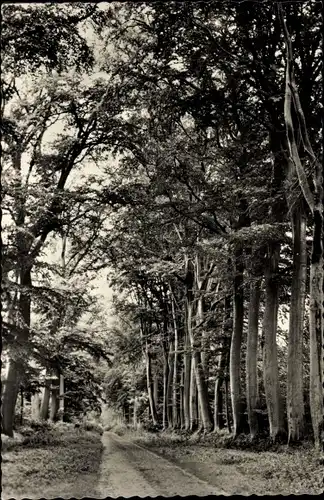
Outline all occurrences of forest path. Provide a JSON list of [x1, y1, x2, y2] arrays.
[[98, 432, 226, 497]]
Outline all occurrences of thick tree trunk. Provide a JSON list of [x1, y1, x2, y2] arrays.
[[246, 278, 261, 439], [2, 360, 20, 436], [40, 376, 51, 421], [309, 206, 323, 449], [2, 269, 32, 436], [50, 388, 59, 421], [230, 249, 245, 436], [262, 242, 285, 441], [287, 206, 307, 443], [32, 392, 41, 420]]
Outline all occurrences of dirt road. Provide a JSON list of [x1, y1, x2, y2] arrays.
[[98, 432, 226, 497]]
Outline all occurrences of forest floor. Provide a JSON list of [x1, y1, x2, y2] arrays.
[[1, 423, 104, 499], [113, 427, 324, 496], [2, 422, 323, 497]]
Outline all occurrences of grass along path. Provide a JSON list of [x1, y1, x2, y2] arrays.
[[111, 426, 323, 496], [1, 424, 104, 500]]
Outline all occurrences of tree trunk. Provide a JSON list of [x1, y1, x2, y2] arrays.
[[32, 393, 41, 420], [133, 392, 137, 428], [246, 278, 261, 439], [183, 321, 191, 430], [189, 358, 198, 430], [50, 388, 59, 421], [309, 204, 323, 449], [167, 342, 174, 428], [162, 350, 169, 429], [153, 372, 159, 410], [287, 206, 307, 443], [180, 367, 185, 429], [2, 268, 32, 436], [40, 376, 51, 421], [171, 297, 180, 428], [225, 372, 231, 434], [197, 295, 209, 390], [230, 249, 245, 436], [146, 350, 158, 425], [262, 242, 285, 441], [215, 298, 232, 431], [2, 360, 20, 436], [58, 374, 64, 421], [188, 301, 213, 432], [214, 345, 227, 431]]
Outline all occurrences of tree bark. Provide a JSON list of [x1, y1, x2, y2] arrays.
[[183, 313, 191, 430], [146, 350, 158, 425], [188, 301, 213, 432], [171, 296, 180, 428], [167, 341, 174, 428], [58, 374, 64, 421], [189, 357, 198, 430], [40, 375, 51, 420], [230, 249, 245, 436], [162, 349, 169, 429], [180, 367, 185, 429], [246, 278, 261, 439], [309, 203, 323, 448], [262, 242, 285, 441], [2, 267, 32, 436], [50, 388, 59, 421], [287, 205, 307, 443], [153, 372, 159, 410], [32, 393, 41, 420]]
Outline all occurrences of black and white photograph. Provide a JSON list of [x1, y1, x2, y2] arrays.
[[1, 1, 323, 497]]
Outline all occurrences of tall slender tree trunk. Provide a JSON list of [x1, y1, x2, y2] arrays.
[[230, 249, 245, 436], [180, 367, 185, 429], [246, 278, 261, 439], [133, 392, 138, 428], [183, 313, 191, 430], [215, 298, 232, 431], [167, 341, 174, 428], [287, 205, 307, 443], [146, 350, 158, 425], [214, 344, 227, 431], [197, 295, 209, 390], [189, 358, 198, 430], [188, 301, 213, 432], [171, 297, 180, 428], [162, 348, 169, 429], [58, 374, 64, 421], [262, 242, 285, 441], [153, 372, 159, 410]]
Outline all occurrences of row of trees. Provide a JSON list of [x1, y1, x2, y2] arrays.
[[1, 3, 322, 448]]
